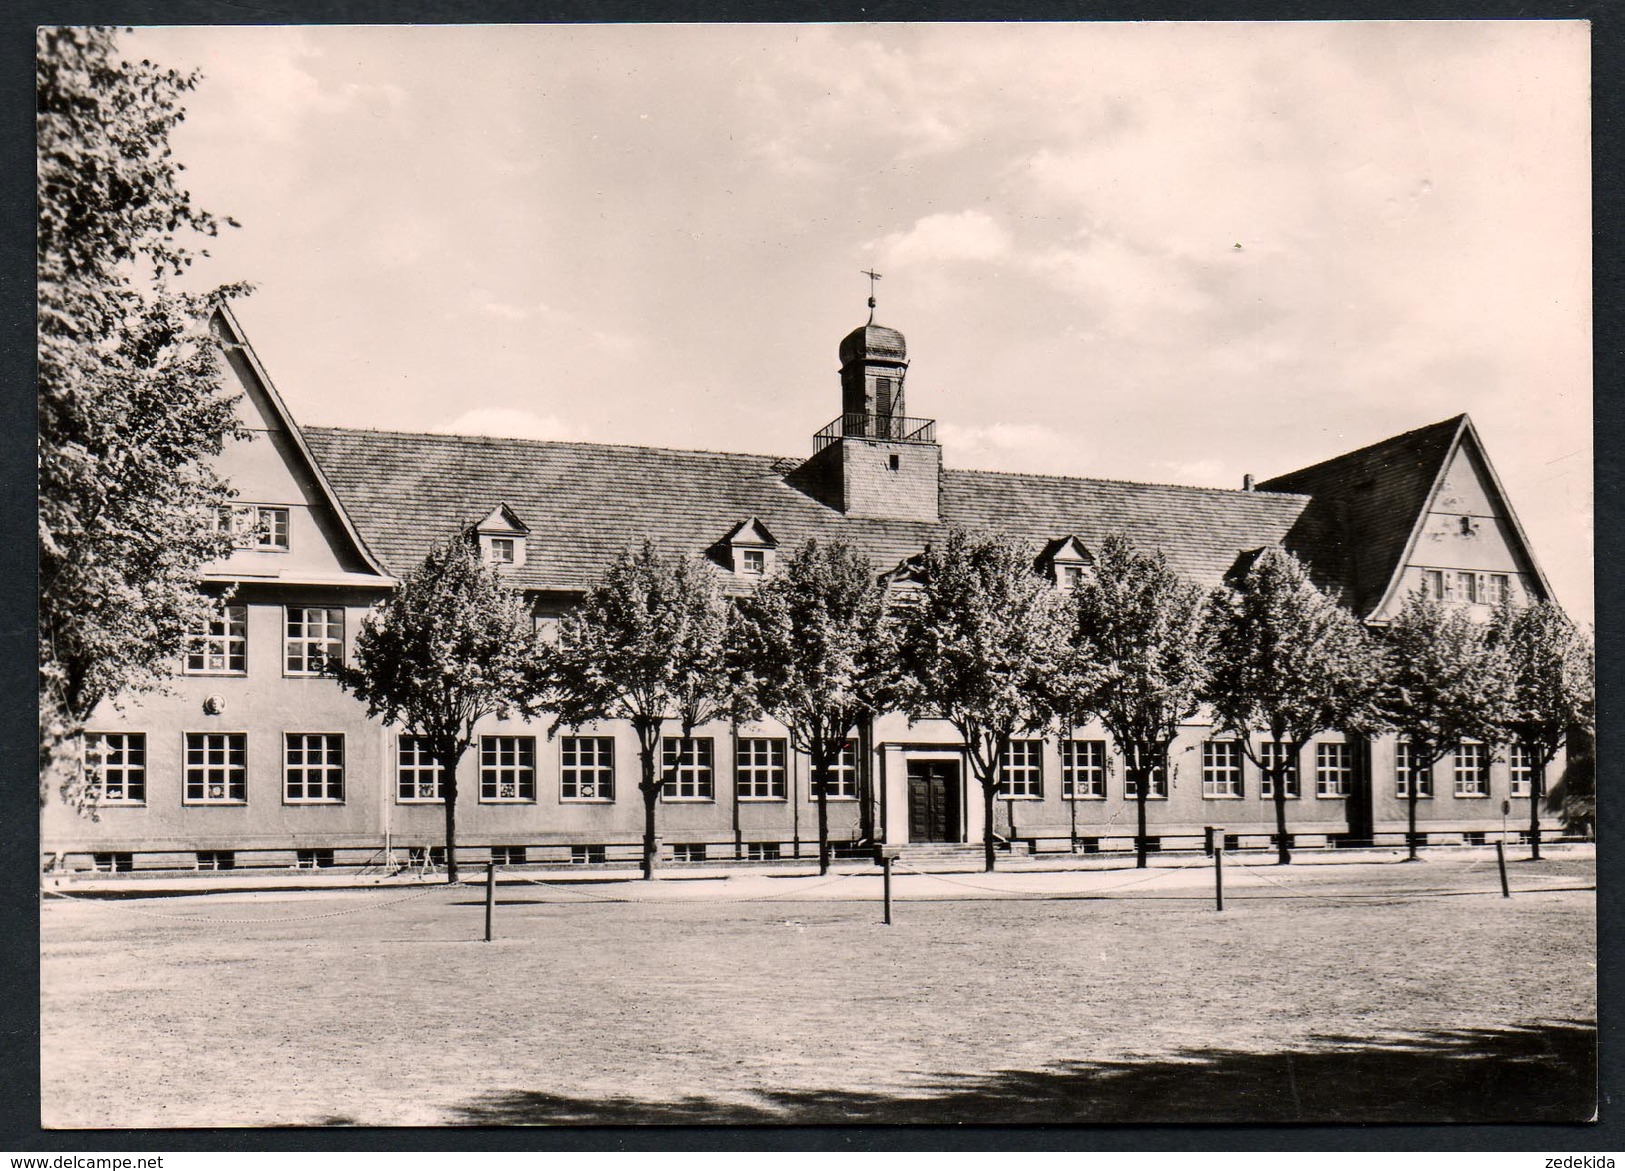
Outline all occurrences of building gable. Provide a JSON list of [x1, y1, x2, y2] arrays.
[[209, 306, 392, 587]]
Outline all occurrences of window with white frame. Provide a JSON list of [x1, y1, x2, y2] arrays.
[[1509, 742, 1535, 798], [185, 604, 247, 675], [735, 738, 786, 800], [1395, 741, 1433, 798], [740, 549, 766, 576], [221, 504, 290, 551], [1202, 741, 1244, 798], [1423, 568, 1510, 605], [811, 741, 858, 800], [185, 732, 247, 803], [285, 607, 343, 675], [84, 732, 145, 804], [397, 735, 443, 802], [487, 536, 517, 565], [1453, 742, 1489, 797], [1122, 757, 1168, 799], [661, 737, 714, 800], [1061, 739, 1107, 799], [480, 736, 535, 802], [1315, 742, 1353, 798], [1060, 565, 1085, 590], [998, 740, 1044, 798], [1258, 741, 1300, 799], [284, 733, 344, 803], [561, 736, 614, 801]]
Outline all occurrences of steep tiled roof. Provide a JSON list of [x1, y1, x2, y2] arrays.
[[302, 428, 1311, 595], [1257, 415, 1465, 616]]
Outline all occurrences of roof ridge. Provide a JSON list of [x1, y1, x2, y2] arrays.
[[1259, 414, 1467, 486], [305, 425, 1309, 500]]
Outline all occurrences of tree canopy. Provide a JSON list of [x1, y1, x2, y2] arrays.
[[895, 529, 1066, 871], [1205, 547, 1385, 863], [1065, 534, 1213, 868], [547, 541, 734, 879], [733, 538, 893, 873], [39, 27, 248, 808], [331, 539, 538, 882]]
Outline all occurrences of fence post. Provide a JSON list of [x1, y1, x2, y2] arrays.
[[1496, 840, 1510, 899], [876, 844, 899, 926], [485, 859, 496, 942], [1212, 826, 1224, 912]]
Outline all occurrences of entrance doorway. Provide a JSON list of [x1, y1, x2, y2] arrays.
[[907, 760, 960, 843]]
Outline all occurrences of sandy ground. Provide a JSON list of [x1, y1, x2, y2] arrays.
[[40, 850, 1596, 1128]]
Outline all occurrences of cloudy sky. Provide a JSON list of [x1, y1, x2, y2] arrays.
[[132, 21, 1592, 620]]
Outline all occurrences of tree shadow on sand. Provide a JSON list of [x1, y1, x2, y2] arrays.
[[449, 1020, 1594, 1126]]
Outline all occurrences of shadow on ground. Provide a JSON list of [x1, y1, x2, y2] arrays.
[[449, 1020, 1595, 1125]]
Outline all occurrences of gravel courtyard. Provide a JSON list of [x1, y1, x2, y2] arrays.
[[40, 850, 1596, 1128]]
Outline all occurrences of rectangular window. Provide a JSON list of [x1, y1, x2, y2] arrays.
[[998, 740, 1044, 798], [1122, 758, 1168, 799], [1509, 742, 1534, 798], [397, 736, 443, 802], [672, 843, 707, 862], [296, 848, 334, 869], [1455, 571, 1478, 604], [1396, 741, 1433, 798], [810, 741, 859, 800], [196, 850, 235, 871], [743, 842, 781, 861], [285, 607, 344, 676], [490, 845, 526, 866], [480, 737, 535, 802], [284, 733, 344, 803], [1482, 573, 1510, 606], [222, 504, 289, 551], [1061, 739, 1107, 799], [1060, 565, 1086, 590], [661, 737, 714, 801], [740, 549, 766, 575], [735, 738, 787, 800], [185, 604, 247, 675], [487, 536, 517, 564], [84, 732, 145, 804], [185, 732, 247, 803], [1424, 569, 1446, 601], [1454, 743, 1489, 797], [1315, 743, 1353, 798], [570, 845, 606, 865], [561, 736, 614, 801], [92, 852, 133, 873], [1202, 741, 1244, 798], [1258, 741, 1300, 799]]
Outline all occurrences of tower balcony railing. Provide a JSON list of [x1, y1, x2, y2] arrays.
[[813, 413, 937, 453]]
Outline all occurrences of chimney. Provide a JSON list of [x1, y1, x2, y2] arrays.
[[1242, 473, 1255, 492]]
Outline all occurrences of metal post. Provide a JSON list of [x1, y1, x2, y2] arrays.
[[883, 856, 893, 925], [484, 859, 496, 942], [1496, 841, 1510, 899], [1212, 826, 1225, 912]]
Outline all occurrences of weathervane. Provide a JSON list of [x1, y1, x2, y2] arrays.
[[861, 268, 882, 323]]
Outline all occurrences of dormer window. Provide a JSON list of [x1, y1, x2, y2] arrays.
[[719, 517, 779, 579], [1060, 565, 1085, 591], [1038, 536, 1093, 591], [470, 503, 530, 570]]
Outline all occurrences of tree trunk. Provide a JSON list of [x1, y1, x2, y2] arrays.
[[983, 780, 997, 873], [440, 765, 460, 885], [1406, 770, 1421, 862], [637, 729, 660, 880], [1273, 765, 1292, 865], [814, 765, 831, 876], [1135, 768, 1150, 870], [1530, 754, 1546, 862]]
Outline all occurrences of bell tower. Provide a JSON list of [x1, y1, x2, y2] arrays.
[[787, 276, 941, 523]]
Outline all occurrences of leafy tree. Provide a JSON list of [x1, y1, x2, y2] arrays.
[[547, 542, 734, 880], [1488, 600, 1594, 859], [733, 539, 893, 874], [896, 530, 1066, 872], [1205, 548, 1386, 864], [330, 540, 538, 883], [39, 27, 248, 807], [1378, 590, 1515, 861], [1066, 535, 1214, 869]]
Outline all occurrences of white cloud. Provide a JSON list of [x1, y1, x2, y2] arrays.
[[432, 408, 583, 443], [870, 211, 1012, 269]]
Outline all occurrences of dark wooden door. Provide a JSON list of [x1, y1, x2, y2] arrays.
[[907, 761, 959, 843]]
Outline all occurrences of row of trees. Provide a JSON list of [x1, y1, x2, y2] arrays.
[[332, 530, 1593, 883]]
